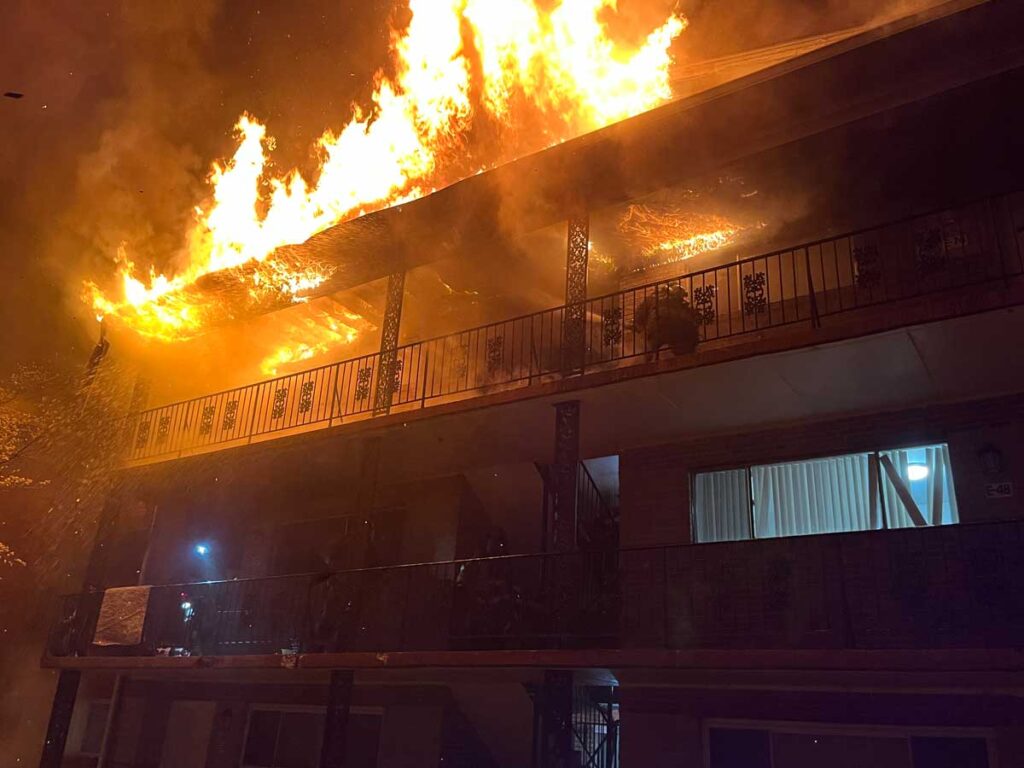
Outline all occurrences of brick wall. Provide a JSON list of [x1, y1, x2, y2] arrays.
[[619, 686, 1024, 768]]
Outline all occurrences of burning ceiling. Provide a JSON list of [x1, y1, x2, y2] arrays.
[[86, 0, 688, 346]]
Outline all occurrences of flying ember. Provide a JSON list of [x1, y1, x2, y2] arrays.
[[85, 0, 688, 344]]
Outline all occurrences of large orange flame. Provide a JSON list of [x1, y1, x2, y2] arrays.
[[87, 0, 687, 343]]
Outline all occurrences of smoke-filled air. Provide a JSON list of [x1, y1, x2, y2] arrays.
[[86, 0, 687, 345]]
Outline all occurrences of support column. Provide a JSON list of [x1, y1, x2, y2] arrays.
[[38, 671, 81, 768], [536, 670, 575, 768], [319, 670, 354, 768], [374, 271, 406, 416], [563, 211, 590, 375], [550, 401, 581, 552]]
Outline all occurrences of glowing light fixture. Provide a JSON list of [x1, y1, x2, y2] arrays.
[[907, 464, 930, 481], [194, 543, 210, 556]]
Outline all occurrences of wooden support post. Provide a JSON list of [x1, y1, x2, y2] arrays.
[[374, 271, 406, 415], [319, 670, 355, 768]]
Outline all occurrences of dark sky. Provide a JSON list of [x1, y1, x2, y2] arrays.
[[0, 0, 394, 374], [0, 0, 928, 377]]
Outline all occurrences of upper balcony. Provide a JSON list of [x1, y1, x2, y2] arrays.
[[125, 191, 1024, 466]]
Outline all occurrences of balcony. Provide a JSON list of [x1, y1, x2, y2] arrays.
[[125, 192, 1024, 465], [46, 520, 1024, 665]]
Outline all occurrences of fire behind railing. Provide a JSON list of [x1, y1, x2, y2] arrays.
[[126, 192, 1024, 462], [48, 520, 1024, 659]]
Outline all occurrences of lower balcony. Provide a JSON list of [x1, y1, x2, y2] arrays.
[[46, 520, 1023, 665]]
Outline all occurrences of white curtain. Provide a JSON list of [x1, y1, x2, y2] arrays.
[[881, 444, 959, 528], [692, 469, 751, 543], [692, 444, 958, 543], [751, 453, 877, 539]]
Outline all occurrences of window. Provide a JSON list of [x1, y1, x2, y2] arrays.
[[692, 443, 959, 543], [242, 707, 382, 768], [706, 723, 991, 768]]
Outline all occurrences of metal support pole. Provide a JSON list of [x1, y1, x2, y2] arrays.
[[320, 670, 354, 768], [563, 212, 589, 375], [551, 401, 581, 552], [374, 271, 406, 415], [38, 671, 81, 768], [537, 670, 575, 768], [548, 402, 582, 640]]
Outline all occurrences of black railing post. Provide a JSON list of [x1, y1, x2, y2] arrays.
[[329, 363, 342, 423], [320, 670, 354, 768], [563, 210, 589, 375], [245, 386, 262, 445], [419, 351, 430, 408], [551, 401, 581, 552], [374, 271, 406, 416], [804, 247, 822, 328]]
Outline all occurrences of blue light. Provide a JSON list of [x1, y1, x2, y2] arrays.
[[907, 464, 930, 482], [194, 543, 210, 556]]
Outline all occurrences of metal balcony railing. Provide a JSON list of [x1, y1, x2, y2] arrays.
[[47, 520, 1024, 659], [539, 461, 619, 551], [126, 192, 1024, 462]]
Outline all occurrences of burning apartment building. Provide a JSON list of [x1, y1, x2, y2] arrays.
[[35, 1, 1024, 766]]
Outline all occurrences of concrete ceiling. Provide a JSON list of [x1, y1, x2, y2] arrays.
[[371, 306, 1024, 483], [141, 306, 1024, 517]]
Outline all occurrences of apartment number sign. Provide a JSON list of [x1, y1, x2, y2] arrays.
[[985, 482, 1013, 499]]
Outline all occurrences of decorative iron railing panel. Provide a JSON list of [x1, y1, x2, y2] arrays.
[[47, 520, 1024, 658], [125, 192, 1024, 462]]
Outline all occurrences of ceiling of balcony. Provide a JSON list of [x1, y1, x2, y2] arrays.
[[142, 305, 1024, 510]]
